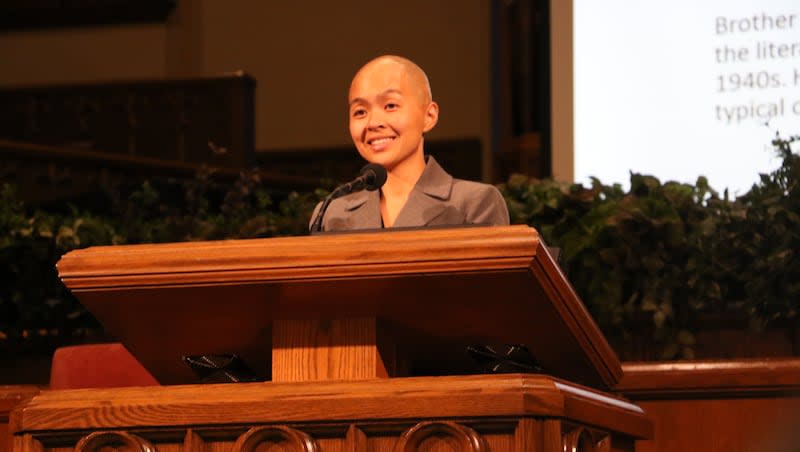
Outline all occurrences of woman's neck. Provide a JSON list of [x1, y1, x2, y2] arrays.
[[379, 154, 426, 227]]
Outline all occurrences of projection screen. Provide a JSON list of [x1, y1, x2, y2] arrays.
[[552, 0, 799, 195]]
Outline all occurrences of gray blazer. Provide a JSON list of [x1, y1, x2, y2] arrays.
[[311, 156, 509, 232]]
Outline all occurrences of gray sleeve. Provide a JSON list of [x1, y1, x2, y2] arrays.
[[309, 201, 323, 231], [464, 184, 510, 226]]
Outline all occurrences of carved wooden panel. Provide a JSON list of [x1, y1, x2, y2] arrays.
[[395, 422, 485, 452], [0, 75, 254, 169], [16, 419, 641, 452], [562, 425, 610, 452], [74, 432, 155, 452], [232, 426, 318, 452], [15, 419, 520, 452], [13, 419, 637, 452]]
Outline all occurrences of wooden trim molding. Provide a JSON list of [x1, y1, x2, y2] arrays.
[[56, 226, 540, 289], [13, 374, 652, 440], [617, 358, 800, 399]]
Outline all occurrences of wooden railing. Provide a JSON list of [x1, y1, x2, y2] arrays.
[[617, 358, 800, 451]]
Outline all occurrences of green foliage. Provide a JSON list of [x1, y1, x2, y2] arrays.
[[1, 136, 798, 361], [499, 134, 799, 358], [0, 185, 114, 337], [710, 135, 800, 324], [111, 169, 322, 243], [0, 169, 323, 340]]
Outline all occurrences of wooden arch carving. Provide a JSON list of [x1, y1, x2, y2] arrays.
[[562, 426, 608, 452], [74, 431, 156, 452], [394, 421, 486, 452], [231, 426, 319, 452]]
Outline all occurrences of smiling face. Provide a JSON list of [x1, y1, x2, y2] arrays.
[[348, 56, 438, 176]]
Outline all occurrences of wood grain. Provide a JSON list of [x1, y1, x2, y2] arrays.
[[13, 434, 41, 452], [394, 422, 485, 452], [617, 358, 800, 398], [56, 226, 539, 288], [231, 426, 318, 452], [184, 430, 204, 452], [540, 420, 562, 452], [633, 397, 800, 452], [0, 386, 41, 422], [272, 318, 394, 382], [74, 431, 155, 452], [528, 243, 623, 389], [557, 389, 651, 441], [345, 425, 366, 452], [56, 225, 621, 389], [0, 386, 40, 452], [617, 358, 800, 452], [513, 419, 541, 452], [12, 375, 650, 440], [561, 427, 593, 452]]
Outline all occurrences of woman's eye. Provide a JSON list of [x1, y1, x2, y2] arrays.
[[385, 103, 398, 110], [352, 109, 366, 117]]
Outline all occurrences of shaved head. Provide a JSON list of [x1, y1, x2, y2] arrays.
[[346, 54, 439, 176], [350, 55, 433, 106]]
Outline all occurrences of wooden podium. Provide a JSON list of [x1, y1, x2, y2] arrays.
[[12, 225, 651, 452]]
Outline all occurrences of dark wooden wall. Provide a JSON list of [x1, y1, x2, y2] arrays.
[[0, 74, 255, 170]]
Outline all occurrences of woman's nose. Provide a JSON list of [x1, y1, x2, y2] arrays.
[[367, 110, 386, 129]]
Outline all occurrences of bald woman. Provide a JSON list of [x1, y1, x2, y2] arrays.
[[312, 55, 509, 232]]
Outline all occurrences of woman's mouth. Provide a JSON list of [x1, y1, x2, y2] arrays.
[[367, 136, 396, 150]]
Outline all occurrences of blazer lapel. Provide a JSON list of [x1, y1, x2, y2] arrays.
[[342, 189, 382, 230], [393, 156, 458, 228]]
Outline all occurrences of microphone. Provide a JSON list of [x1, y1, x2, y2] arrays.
[[336, 163, 387, 195], [310, 163, 387, 233]]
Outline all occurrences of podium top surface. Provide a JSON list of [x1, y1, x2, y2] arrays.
[[14, 374, 650, 439], [58, 225, 622, 389]]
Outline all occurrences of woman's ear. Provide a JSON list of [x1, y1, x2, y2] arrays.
[[423, 101, 439, 133]]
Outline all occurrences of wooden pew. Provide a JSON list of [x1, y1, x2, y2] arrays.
[[618, 358, 800, 451]]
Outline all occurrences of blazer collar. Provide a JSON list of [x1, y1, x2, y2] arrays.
[[392, 156, 455, 228], [341, 155, 455, 228], [342, 189, 381, 229], [415, 155, 453, 200]]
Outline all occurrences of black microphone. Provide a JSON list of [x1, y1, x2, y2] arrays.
[[310, 163, 387, 233], [336, 163, 387, 195]]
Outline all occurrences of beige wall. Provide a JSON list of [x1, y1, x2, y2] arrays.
[[0, 1, 491, 171], [550, 0, 573, 182], [0, 24, 168, 85], [201, 1, 487, 151]]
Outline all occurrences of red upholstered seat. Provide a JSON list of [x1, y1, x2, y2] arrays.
[[49, 343, 159, 389]]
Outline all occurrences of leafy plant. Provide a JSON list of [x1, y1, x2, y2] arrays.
[[708, 134, 800, 325], [1, 136, 798, 362], [499, 133, 799, 358], [0, 169, 324, 341]]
